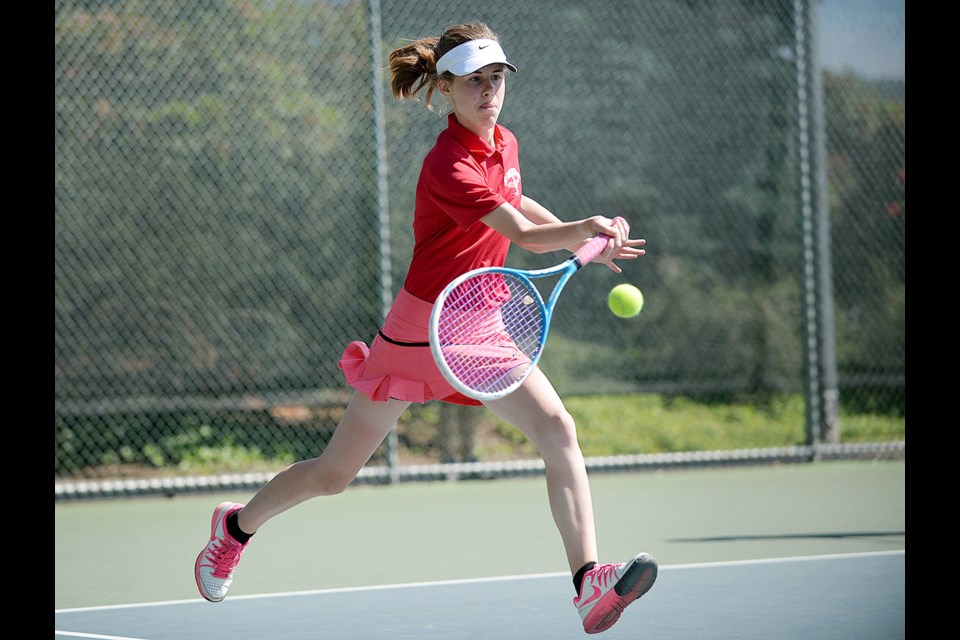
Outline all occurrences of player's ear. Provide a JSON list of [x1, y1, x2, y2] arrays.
[[436, 77, 452, 96]]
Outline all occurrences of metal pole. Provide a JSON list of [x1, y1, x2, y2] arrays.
[[808, 0, 839, 445], [794, 0, 840, 454], [367, 0, 399, 482]]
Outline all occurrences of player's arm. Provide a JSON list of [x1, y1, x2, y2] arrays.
[[504, 197, 647, 271], [518, 195, 564, 226], [516, 195, 602, 254], [480, 202, 621, 255], [519, 196, 645, 257]]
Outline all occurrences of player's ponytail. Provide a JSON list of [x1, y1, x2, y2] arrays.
[[388, 36, 441, 107], [387, 22, 501, 111]]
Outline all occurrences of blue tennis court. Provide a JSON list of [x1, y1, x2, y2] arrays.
[[55, 461, 905, 638], [55, 550, 903, 639]]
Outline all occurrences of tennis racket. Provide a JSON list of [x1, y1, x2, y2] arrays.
[[428, 223, 619, 401]]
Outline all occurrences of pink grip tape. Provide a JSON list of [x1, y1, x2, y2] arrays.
[[571, 216, 626, 265]]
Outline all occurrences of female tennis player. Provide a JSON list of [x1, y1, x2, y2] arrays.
[[195, 21, 656, 634]]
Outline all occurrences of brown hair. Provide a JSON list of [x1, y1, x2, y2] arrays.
[[387, 22, 502, 110]]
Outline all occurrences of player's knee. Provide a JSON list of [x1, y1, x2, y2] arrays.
[[537, 409, 579, 451], [555, 408, 577, 434], [305, 476, 345, 497], [298, 459, 354, 496]]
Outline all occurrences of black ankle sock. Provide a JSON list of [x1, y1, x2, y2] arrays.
[[573, 561, 597, 596], [226, 511, 254, 544]]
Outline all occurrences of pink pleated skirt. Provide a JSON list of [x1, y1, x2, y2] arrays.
[[338, 288, 482, 406]]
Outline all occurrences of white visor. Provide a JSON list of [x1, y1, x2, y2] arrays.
[[435, 39, 518, 76]]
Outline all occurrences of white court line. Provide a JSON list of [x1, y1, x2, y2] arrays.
[[54, 632, 147, 640], [55, 549, 904, 616]]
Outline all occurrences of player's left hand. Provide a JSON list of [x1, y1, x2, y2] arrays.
[[595, 216, 646, 273]]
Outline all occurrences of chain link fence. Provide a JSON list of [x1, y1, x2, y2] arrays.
[[55, 0, 905, 498]]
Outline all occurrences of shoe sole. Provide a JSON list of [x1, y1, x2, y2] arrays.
[[583, 553, 658, 634], [195, 501, 238, 603]]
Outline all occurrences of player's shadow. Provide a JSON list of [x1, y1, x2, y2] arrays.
[[669, 530, 904, 542]]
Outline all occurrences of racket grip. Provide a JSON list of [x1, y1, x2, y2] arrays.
[[571, 216, 626, 266]]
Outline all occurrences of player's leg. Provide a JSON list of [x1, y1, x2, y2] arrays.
[[195, 391, 410, 602], [483, 368, 657, 634], [238, 392, 411, 531], [482, 367, 598, 573]]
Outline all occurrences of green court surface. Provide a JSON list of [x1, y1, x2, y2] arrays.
[[55, 460, 905, 611]]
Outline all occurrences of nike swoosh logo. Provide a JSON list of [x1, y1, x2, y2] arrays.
[[478, 44, 489, 49], [580, 584, 604, 607]]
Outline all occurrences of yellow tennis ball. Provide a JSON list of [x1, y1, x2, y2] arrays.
[[608, 283, 644, 318]]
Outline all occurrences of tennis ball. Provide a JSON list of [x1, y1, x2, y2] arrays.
[[608, 283, 644, 318]]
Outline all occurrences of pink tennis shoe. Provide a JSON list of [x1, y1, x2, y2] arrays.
[[195, 502, 249, 602], [574, 552, 658, 634]]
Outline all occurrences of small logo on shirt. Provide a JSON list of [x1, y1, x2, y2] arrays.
[[504, 168, 521, 199]]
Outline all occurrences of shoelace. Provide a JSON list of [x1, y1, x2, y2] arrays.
[[207, 539, 243, 578], [589, 563, 620, 588]]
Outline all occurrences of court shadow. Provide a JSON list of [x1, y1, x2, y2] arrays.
[[668, 530, 905, 542]]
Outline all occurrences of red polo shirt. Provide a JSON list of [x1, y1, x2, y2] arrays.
[[402, 114, 523, 303]]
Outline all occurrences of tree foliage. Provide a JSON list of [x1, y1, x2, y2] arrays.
[[55, 0, 904, 411]]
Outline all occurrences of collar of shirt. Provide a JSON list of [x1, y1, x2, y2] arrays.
[[445, 113, 505, 158]]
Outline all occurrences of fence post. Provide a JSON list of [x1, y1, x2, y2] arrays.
[[794, 0, 840, 455], [367, 0, 400, 482]]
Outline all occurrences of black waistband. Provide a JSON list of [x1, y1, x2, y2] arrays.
[[378, 329, 430, 348]]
